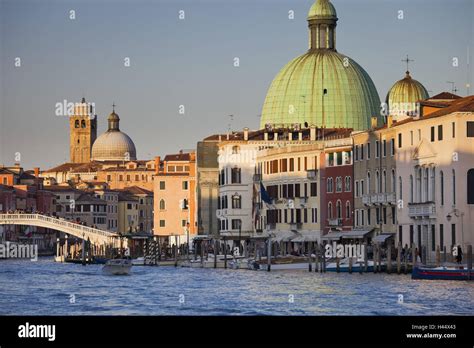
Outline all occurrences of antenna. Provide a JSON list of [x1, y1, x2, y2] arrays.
[[227, 114, 234, 133], [467, 46, 471, 95], [446, 81, 457, 94]]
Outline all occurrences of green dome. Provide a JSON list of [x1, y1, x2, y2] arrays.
[[260, 50, 381, 130], [386, 71, 429, 117], [308, 0, 337, 19]]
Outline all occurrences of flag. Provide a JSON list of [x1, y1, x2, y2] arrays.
[[260, 182, 273, 205]]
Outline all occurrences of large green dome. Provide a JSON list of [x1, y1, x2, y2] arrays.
[[260, 0, 381, 130], [386, 71, 429, 118]]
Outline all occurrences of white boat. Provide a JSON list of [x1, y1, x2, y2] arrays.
[[132, 257, 145, 266], [102, 258, 133, 275], [248, 256, 311, 271]]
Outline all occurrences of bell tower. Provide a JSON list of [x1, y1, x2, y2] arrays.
[[69, 97, 97, 163]]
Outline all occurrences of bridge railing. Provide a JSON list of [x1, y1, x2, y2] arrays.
[[0, 214, 119, 238]]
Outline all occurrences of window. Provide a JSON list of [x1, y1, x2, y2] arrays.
[[451, 224, 456, 245], [361, 210, 365, 226], [345, 201, 351, 219], [391, 206, 396, 225], [399, 177, 402, 200], [410, 131, 413, 145], [367, 143, 371, 159], [182, 181, 188, 190], [360, 145, 364, 160], [375, 140, 380, 158], [231, 219, 242, 230], [160, 220, 165, 227], [311, 208, 318, 223], [336, 177, 342, 192], [336, 200, 342, 219], [382, 170, 386, 193], [360, 179, 365, 195], [344, 176, 351, 192], [452, 122, 455, 138], [439, 224, 444, 249], [160, 181, 165, 190], [430, 126, 435, 142], [410, 225, 414, 245], [382, 140, 386, 157], [159, 199, 165, 210], [310, 182, 317, 196], [440, 171, 444, 205], [431, 225, 436, 251], [367, 208, 371, 225], [399, 226, 403, 245], [232, 195, 241, 209], [468, 169, 474, 204], [231, 168, 241, 184], [232, 146, 240, 154], [390, 139, 395, 156], [418, 129, 421, 141], [452, 170, 456, 205], [398, 133, 402, 148], [467, 122, 474, 137], [438, 125, 443, 141], [289, 158, 295, 172], [355, 181, 359, 197], [328, 202, 333, 219], [119, 175, 123, 182], [74, 119, 80, 128], [182, 220, 187, 227], [327, 178, 333, 193], [367, 172, 371, 194], [181, 199, 189, 210]]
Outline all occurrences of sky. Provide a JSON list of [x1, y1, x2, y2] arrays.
[[1, 0, 473, 170]]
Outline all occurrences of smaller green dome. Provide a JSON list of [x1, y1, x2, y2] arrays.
[[386, 71, 429, 118], [308, 0, 337, 19]]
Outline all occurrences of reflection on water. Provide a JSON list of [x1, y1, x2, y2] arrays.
[[0, 258, 472, 315]]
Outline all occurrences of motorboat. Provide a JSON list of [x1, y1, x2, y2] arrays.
[[248, 256, 311, 271], [102, 258, 133, 275], [412, 265, 473, 281], [326, 258, 378, 272], [132, 257, 145, 266]]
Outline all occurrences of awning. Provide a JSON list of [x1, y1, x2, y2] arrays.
[[341, 230, 371, 239], [271, 232, 295, 243], [292, 234, 319, 242], [373, 233, 395, 243], [321, 231, 344, 241]]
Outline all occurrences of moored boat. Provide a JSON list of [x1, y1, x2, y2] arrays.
[[412, 265, 473, 281]]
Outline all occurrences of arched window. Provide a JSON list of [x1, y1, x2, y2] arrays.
[[328, 202, 333, 219], [232, 146, 240, 154], [336, 177, 342, 192], [375, 171, 380, 193], [391, 169, 396, 193], [367, 172, 371, 194], [382, 170, 387, 193], [74, 119, 80, 128], [398, 176, 403, 200], [327, 178, 333, 193], [159, 199, 165, 210], [81, 120, 86, 128], [452, 170, 456, 205], [417, 168, 422, 202], [468, 169, 474, 204], [430, 167, 435, 202], [440, 171, 444, 205], [409, 175, 414, 203], [336, 200, 342, 219], [344, 176, 351, 192], [345, 201, 351, 219], [424, 167, 429, 202]]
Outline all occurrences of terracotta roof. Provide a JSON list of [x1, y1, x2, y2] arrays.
[[423, 95, 474, 119], [116, 186, 153, 195], [43, 163, 83, 173], [76, 193, 106, 204], [429, 92, 462, 100], [164, 153, 191, 161], [43, 185, 81, 192]]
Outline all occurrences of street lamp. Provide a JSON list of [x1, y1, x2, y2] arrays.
[[446, 209, 464, 247]]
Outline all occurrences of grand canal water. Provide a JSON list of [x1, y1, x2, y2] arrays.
[[0, 257, 472, 315]]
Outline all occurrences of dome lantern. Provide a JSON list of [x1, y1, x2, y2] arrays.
[[308, 0, 338, 50]]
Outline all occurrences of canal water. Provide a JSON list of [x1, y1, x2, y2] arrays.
[[0, 257, 472, 315]]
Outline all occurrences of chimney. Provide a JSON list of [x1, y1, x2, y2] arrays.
[[34, 167, 40, 177], [264, 132, 268, 141], [387, 115, 394, 128], [154, 156, 161, 174], [371, 117, 378, 129], [243, 127, 249, 141], [189, 152, 196, 162], [310, 125, 316, 141]]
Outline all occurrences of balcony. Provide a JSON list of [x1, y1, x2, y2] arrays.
[[289, 223, 303, 231], [328, 218, 343, 227], [363, 193, 397, 206], [362, 195, 371, 205], [408, 202, 436, 218], [307, 170, 317, 180]]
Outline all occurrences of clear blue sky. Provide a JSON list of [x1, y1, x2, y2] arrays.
[[1, 0, 473, 170]]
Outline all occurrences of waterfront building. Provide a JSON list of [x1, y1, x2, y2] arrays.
[[153, 151, 197, 244], [116, 186, 153, 233], [352, 117, 398, 240], [321, 134, 354, 236], [395, 94, 474, 260], [91, 189, 119, 232], [260, 0, 381, 130], [117, 191, 139, 234], [196, 138, 220, 237]]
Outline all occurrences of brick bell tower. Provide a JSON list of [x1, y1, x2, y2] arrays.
[[69, 97, 97, 163]]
